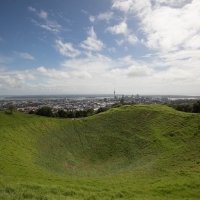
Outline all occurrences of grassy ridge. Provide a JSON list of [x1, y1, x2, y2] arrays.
[[0, 105, 200, 199]]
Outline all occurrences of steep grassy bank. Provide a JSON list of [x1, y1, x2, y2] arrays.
[[0, 105, 200, 199]]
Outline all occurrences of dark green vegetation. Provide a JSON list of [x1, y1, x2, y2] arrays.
[[1, 105, 200, 199], [192, 100, 200, 113], [167, 100, 200, 113], [36, 106, 54, 117], [32, 107, 96, 118], [8, 105, 16, 114]]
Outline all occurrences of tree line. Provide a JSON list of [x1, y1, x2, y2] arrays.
[[167, 100, 200, 113], [29, 106, 109, 118], [31, 102, 136, 118]]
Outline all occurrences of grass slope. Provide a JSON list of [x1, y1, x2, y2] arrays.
[[0, 105, 200, 199]]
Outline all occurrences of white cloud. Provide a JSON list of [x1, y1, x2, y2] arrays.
[[38, 10, 48, 19], [28, 7, 48, 19], [39, 24, 52, 31], [110, 65, 152, 77], [90, 12, 114, 23], [36, 66, 92, 80], [39, 20, 62, 34], [0, 75, 18, 88], [71, 71, 92, 79], [55, 40, 81, 58], [36, 66, 46, 73], [1, 51, 200, 95], [0, 70, 36, 89], [15, 73, 35, 81], [117, 55, 141, 66], [158, 49, 200, 61], [27, 6, 36, 12], [89, 16, 95, 22], [28, 7, 62, 34], [107, 21, 138, 45], [127, 34, 138, 44], [37, 66, 70, 79], [97, 12, 114, 22], [126, 65, 152, 77], [80, 27, 104, 51], [81, 10, 89, 15], [184, 35, 200, 49], [112, 0, 200, 52], [61, 53, 112, 72], [112, 0, 134, 13], [107, 21, 128, 35], [16, 52, 35, 60], [152, 0, 192, 7]]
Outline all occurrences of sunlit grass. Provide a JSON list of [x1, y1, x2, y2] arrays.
[[1, 105, 200, 199]]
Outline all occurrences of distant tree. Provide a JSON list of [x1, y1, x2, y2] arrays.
[[28, 110, 35, 114], [167, 104, 193, 113], [86, 108, 94, 116], [183, 104, 193, 112], [8, 105, 16, 114], [97, 107, 109, 114], [67, 110, 75, 118], [193, 100, 200, 113], [57, 109, 67, 118], [75, 110, 83, 118], [53, 112, 59, 118], [112, 103, 122, 108], [36, 106, 53, 117]]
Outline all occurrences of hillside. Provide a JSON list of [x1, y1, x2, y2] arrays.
[[0, 105, 200, 199]]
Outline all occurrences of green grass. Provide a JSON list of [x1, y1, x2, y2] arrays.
[[0, 104, 200, 199]]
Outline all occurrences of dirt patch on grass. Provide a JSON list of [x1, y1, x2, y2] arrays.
[[64, 161, 76, 170]]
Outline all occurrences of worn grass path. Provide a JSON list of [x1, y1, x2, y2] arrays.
[[0, 105, 200, 199]]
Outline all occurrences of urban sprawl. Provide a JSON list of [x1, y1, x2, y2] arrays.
[[0, 94, 173, 113]]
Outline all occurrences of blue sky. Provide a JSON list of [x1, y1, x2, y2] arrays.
[[0, 0, 200, 95]]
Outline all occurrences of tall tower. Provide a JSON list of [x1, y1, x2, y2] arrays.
[[114, 89, 115, 99]]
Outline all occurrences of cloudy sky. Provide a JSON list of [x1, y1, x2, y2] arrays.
[[0, 0, 200, 95]]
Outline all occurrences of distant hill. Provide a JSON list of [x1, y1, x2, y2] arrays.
[[0, 105, 200, 199]]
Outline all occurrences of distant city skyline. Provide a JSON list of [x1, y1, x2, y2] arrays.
[[0, 0, 200, 95]]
